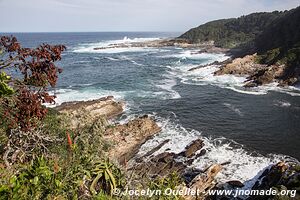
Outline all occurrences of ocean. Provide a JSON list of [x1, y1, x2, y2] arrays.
[[8, 32, 300, 184]]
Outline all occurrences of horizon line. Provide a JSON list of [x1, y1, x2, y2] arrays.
[[0, 31, 184, 34]]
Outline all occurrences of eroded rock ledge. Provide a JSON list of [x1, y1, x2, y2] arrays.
[[105, 115, 161, 164], [55, 96, 124, 128], [55, 96, 161, 165], [214, 54, 299, 87]]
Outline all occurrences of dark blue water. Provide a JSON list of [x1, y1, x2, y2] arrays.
[[2, 32, 300, 181]]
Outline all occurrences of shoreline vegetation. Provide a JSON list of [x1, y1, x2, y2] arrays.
[[1, 95, 300, 199], [1, 5, 300, 200]]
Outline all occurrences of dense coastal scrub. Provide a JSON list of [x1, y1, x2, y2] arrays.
[[255, 6, 300, 81], [0, 109, 125, 199], [178, 11, 284, 48], [180, 6, 300, 87]]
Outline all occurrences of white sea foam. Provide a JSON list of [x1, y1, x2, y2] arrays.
[[49, 88, 126, 106], [274, 100, 291, 107], [136, 116, 287, 186], [72, 37, 161, 53], [154, 73, 181, 99], [67, 83, 95, 88], [170, 58, 300, 96], [162, 50, 230, 63], [104, 56, 120, 61], [223, 103, 244, 117], [49, 82, 182, 108], [119, 55, 145, 66]]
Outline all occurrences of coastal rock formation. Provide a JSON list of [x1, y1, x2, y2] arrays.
[[127, 138, 223, 199], [93, 38, 217, 50], [214, 54, 298, 87], [214, 54, 264, 76], [104, 115, 161, 164], [248, 161, 300, 199], [55, 96, 124, 128], [181, 164, 223, 200], [56, 97, 162, 166], [181, 139, 205, 158], [209, 161, 300, 200], [130, 138, 208, 178], [54, 96, 300, 200]]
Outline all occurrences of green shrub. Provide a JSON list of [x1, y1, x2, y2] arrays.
[[147, 172, 184, 200]]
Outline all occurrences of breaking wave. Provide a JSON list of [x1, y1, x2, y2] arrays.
[[72, 37, 161, 53], [136, 115, 292, 186], [165, 54, 300, 96]]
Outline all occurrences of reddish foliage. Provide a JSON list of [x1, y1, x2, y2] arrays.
[[0, 36, 66, 131], [66, 131, 73, 149]]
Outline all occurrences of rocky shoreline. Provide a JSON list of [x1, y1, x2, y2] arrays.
[[55, 97, 300, 199], [93, 38, 229, 54], [93, 37, 299, 88], [214, 54, 299, 87]]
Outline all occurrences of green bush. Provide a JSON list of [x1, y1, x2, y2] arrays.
[[0, 109, 126, 200], [147, 172, 184, 200]]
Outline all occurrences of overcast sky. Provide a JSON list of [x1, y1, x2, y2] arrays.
[[0, 0, 299, 32]]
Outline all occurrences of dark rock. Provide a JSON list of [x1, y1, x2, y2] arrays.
[[244, 81, 258, 88], [143, 139, 170, 158], [196, 149, 207, 158], [181, 139, 205, 158], [185, 149, 206, 165], [182, 168, 203, 184], [220, 161, 231, 166], [152, 152, 176, 163], [128, 139, 210, 187], [226, 180, 245, 188], [286, 172, 300, 188]]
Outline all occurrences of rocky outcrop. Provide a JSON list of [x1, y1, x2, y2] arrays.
[[214, 54, 265, 76], [55, 97, 162, 166], [127, 138, 224, 199], [214, 54, 299, 87], [245, 64, 297, 87], [248, 161, 300, 199], [180, 139, 205, 158], [180, 164, 223, 200], [188, 58, 233, 72], [55, 96, 124, 128], [55, 97, 300, 200], [104, 115, 161, 164], [93, 38, 223, 50], [130, 138, 208, 178], [209, 161, 300, 200]]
